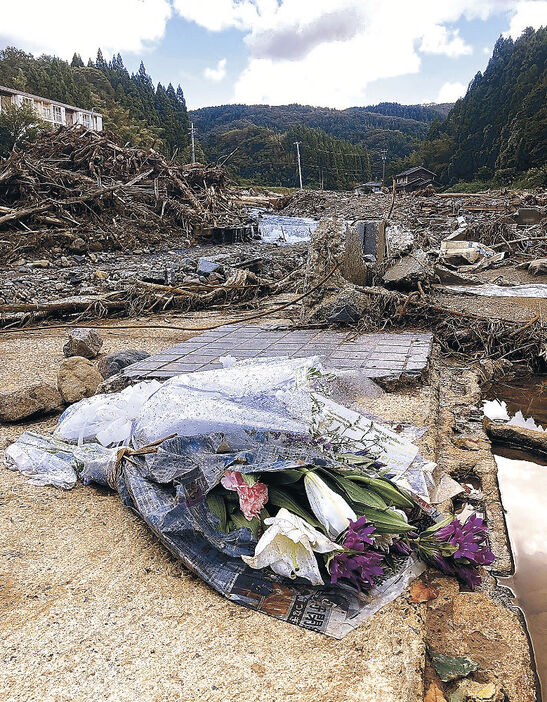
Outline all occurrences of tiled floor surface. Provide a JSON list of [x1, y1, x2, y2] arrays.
[[123, 325, 433, 381]]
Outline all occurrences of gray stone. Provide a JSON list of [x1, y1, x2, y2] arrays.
[[98, 350, 150, 379], [57, 356, 103, 404], [327, 302, 362, 324], [197, 258, 221, 275], [434, 264, 480, 285], [383, 249, 433, 289], [96, 372, 134, 395], [63, 328, 103, 359], [0, 383, 63, 423]]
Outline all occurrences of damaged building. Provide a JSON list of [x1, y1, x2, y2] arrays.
[[0, 84, 103, 131]]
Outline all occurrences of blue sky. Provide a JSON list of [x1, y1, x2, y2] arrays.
[[1, 1, 546, 109]]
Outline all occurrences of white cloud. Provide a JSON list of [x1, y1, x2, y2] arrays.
[[420, 26, 472, 57], [437, 81, 466, 103], [0, 0, 171, 60], [505, 0, 547, 37], [204, 58, 227, 81], [173, 0, 523, 107]]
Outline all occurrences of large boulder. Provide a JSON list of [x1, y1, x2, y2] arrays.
[[57, 356, 103, 404], [0, 384, 63, 423], [63, 328, 103, 359], [98, 350, 150, 379]]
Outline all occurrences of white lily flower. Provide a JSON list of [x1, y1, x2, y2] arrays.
[[242, 508, 340, 585], [304, 471, 357, 538]]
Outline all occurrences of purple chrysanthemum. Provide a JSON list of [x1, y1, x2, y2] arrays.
[[329, 516, 384, 591], [435, 514, 495, 567], [330, 551, 385, 591], [392, 539, 412, 556]]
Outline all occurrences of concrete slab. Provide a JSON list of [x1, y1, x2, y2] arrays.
[[121, 325, 433, 383]]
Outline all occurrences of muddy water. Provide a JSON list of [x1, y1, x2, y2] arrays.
[[485, 375, 546, 696]]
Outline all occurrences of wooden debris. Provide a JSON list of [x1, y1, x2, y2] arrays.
[[0, 126, 251, 263]]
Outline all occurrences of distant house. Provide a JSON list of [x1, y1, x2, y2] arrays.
[[394, 166, 435, 192], [354, 181, 382, 195], [0, 85, 102, 131]]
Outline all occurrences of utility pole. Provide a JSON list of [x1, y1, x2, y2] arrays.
[[294, 141, 303, 189], [380, 149, 388, 185], [189, 122, 196, 164]]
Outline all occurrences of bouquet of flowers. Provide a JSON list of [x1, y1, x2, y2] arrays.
[[207, 455, 495, 593]]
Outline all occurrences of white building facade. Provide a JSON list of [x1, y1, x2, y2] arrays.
[[0, 85, 102, 131]]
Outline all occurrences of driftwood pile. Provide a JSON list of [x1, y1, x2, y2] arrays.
[[0, 126, 249, 263]]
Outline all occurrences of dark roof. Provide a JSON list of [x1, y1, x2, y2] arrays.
[[395, 166, 436, 178]]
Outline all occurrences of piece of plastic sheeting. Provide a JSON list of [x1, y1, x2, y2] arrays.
[[55, 380, 162, 446], [4, 432, 78, 489], [4, 431, 117, 489], [446, 283, 547, 298], [132, 357, 318, 446]]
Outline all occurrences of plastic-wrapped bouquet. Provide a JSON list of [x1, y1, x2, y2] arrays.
[[208, 459, 495, 592]]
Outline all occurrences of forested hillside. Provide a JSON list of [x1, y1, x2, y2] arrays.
[[205, 124, 370, 190], [0, 47, 189, 157], [190, 102, 448, 167], [394, 27, 546, 187]]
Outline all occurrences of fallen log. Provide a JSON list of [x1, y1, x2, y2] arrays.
[[484, 418, 547, 457]]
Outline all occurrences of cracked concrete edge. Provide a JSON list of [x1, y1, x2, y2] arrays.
[[430, 354, 512, 574], [424, 350, 538, 701]]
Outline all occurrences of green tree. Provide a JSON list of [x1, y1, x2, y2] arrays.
[[0, 102, 45, 156]]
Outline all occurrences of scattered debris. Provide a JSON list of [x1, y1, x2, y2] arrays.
[[424, 682, 448, 702], [0, 126, 252, 264], [409, 579, 438, 603], [449, 679, 503, 702], [439, 241, 497, 266]]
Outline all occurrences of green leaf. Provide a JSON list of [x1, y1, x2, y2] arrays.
[[419, 516, 453, 537], [231, 510, 260, 538], [263, 469, 304, 485], [206, 492, 227, 532], [348, 475, 415, 510], [267, 486, 322, 528], [328, 474, 388, 510], [428, 649, 479, 683], [359, 507, 415, 534]]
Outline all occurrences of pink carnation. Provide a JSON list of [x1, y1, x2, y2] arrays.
[[220, 470, 268, 521]]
